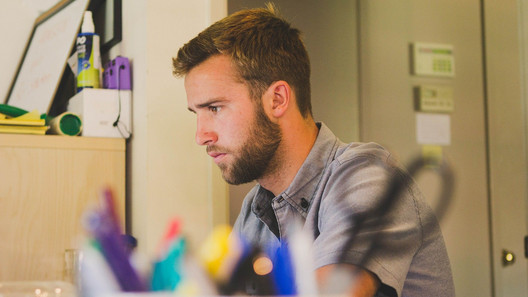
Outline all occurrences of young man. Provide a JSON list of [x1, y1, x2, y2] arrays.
[[173, 5, 454, 297]]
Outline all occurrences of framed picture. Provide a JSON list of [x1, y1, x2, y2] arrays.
[[6, 0, 89, 114]]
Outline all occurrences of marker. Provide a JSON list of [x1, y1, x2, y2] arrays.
[[151, 237, 186, 291]]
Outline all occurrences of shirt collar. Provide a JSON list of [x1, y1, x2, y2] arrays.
[[278, 122, 341, 216]]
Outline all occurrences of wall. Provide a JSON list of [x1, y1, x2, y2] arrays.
[[358, 1, 491, 296], [111, 0, 229, 256]]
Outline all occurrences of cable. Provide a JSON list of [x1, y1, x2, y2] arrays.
[[112, 63, 131, 139]]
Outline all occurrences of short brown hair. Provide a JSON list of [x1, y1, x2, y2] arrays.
[[173, 4, 312, 118]]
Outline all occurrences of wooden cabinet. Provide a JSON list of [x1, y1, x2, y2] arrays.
[[0, 134, 125, 281]]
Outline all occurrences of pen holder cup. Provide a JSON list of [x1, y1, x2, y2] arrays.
[[63, 249, 82, 284]]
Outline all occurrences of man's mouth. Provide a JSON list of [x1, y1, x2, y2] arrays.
[[208, 151, 227, 164]]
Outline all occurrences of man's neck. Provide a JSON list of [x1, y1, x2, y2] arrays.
[[258, 118, 319, 196]]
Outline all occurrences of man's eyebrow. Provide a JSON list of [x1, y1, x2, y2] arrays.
[[187, 98, 226, 113]]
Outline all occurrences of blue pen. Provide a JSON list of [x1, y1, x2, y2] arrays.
[[269, 241, 297, 295]]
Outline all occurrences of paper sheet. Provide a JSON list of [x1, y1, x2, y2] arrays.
[[416, 113, 451, 145]]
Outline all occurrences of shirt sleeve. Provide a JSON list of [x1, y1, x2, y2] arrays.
[[311, 153, 423, 296]]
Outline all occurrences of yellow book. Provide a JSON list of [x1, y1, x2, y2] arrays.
[[0, 110, 45, 126], [0, 125, 49, 135]]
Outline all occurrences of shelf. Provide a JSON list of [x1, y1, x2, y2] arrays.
[[0, 134, 126, 281]]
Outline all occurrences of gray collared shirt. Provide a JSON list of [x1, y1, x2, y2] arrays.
[[233, 122, 455, 297]]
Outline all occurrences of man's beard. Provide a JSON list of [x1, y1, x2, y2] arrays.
[[210, 104, 282, 185]]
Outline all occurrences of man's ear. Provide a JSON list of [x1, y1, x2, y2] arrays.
[[266, 80, 291, 118]]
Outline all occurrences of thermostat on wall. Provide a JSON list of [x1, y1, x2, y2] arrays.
[[414, 85, 454, 113], [411, 42, 455, 77]]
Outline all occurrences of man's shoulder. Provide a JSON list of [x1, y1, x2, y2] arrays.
[[332, 141, 397, 169]]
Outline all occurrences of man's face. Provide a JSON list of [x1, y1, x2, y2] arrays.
[[185, 55, 282, 184]]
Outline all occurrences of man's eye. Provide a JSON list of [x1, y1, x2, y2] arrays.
[[209, 106, 221, 113]]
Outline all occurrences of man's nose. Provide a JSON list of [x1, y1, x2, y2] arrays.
[[195, 116, 217, 146]]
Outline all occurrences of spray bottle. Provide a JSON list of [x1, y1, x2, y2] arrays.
[[76, 11, 101, 92]]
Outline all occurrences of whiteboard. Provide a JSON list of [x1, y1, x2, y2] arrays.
[[6, 0, 89, 114]]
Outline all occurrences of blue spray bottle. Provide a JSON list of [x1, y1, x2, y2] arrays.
[[76, 11, 101, 92]]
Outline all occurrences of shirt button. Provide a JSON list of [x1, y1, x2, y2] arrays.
[[300, 198, 309, 209], [277, 197, 284, 203]]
